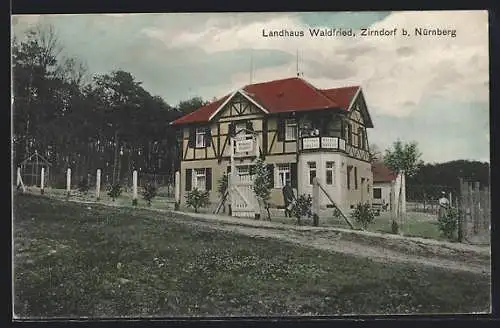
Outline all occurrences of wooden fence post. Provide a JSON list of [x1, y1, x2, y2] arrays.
[[96, 169, 101, 201], [66, 168, 71, 200], [174, 171, 180, 210], [390, 181, 397, 230], [132, 170, 138, 206], [466, 181, 473, 240], [473, 182, 480, 234], [17, 167, 26, 193], [40, 167, 45, 195], [312, 177, 320, 226], [457, 178, 464, 242], [482, 186, 490, 232], [16, 167, 21, 187]]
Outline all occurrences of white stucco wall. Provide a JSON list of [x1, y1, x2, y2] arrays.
[[298, 152, 344, 209]]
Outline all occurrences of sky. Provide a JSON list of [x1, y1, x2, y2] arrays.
[[11, 11, 490, 164]]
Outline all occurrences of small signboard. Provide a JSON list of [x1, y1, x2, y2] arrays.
[[236, 139, 253, 153]]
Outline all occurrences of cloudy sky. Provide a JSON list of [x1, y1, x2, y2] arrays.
[[11, 11, 490, 164]]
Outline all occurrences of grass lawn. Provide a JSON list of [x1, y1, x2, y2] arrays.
[[13, 194, 490, 317], [42, 187, 444, 241], [270, 210, 443, 241]]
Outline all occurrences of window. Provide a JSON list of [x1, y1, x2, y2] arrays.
[[195, 128, 205, 147], [347, 166, 352, 190], [308, 162, 317, 185], [285, 119, 298, 141], [373, 188, 382, 199], [193, 168, 206, 190], [358, 128, 364, 148], [354, 167, 358, 189], [347, 123, 353, 144], [276, 164, 291, 188], [236, 165, 255, 176], [326, 161, 335, 185]]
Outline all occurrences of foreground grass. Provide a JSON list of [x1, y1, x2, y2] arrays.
[[13, 194, 490, 318]]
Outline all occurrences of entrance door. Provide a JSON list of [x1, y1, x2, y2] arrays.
[[230, 164, 258, 218]]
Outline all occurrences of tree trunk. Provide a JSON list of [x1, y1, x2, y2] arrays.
[[112, 130, 119, 185], [398, 172, 404, 234]]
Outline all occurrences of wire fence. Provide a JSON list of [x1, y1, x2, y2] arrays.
[[458, 179, 490, 245], [17, 167, 176, 201]]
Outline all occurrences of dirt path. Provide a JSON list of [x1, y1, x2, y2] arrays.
[[41, 194, 491, 275], [164, 214, 490, 275]]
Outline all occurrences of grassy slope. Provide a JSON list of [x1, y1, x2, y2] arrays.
[[13, 195, 490, 318], [46, 187, 443, 241]]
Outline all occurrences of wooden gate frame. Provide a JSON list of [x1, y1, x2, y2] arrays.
[[229, 128, 261, 218]]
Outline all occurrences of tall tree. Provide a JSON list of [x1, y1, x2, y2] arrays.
[[86, 70, 181, 182], [12, 22, 87, 169], [177, 96, 207, 115], [384, 140, 423, 234], [406, 160, 490, 201]]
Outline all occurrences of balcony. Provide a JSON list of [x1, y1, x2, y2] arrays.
[[301, 136, 347, 151]]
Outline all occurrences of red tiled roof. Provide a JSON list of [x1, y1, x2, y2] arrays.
[[171, 77, 361, 125], [372, 162, 397, 183], [320, 86, 360, 110]]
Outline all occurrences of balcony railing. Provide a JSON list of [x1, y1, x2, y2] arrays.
[[301, 136, 347, 151]]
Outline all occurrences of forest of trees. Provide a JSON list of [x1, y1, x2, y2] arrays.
[[405, 160, 490, 201], [12, 23, 205, 186]]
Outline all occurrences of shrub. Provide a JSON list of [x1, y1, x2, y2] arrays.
[[78, 177, 89, 194], [290, 194, 313, 225], [252, 157, 272, 220], [185, 188, 210, 213], [437, 207, 460, 241], [107, 184, 122, 201], [142, 183, 157, 206], [350, 202, 375, 230]]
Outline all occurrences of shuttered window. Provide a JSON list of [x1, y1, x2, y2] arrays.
[[285, 119, 297, 141], [347, 166, 352, 190], [188, 128, 195, 148], [326, 161, 335, 185], [195, 128, 206, 148], [354, 167, 358, 189], [277, 119, 285, 141], [308, 162, 317, 185], [205, 127, 212, 147], [290, 163, 297, 188], [276, 164, 291, 188], [185, 169, 192, 191]]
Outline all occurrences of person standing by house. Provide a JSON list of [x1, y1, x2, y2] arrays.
[[438, 191, 450, 218], [282, 181, 296, 217]]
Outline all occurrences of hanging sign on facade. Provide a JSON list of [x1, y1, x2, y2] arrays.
[[236, 139, 253, 153]]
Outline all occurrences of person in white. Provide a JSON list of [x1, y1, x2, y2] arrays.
[[438, 191, 449, 207]]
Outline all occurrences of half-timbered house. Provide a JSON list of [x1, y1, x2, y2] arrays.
[[171, 77, 375, 215]]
